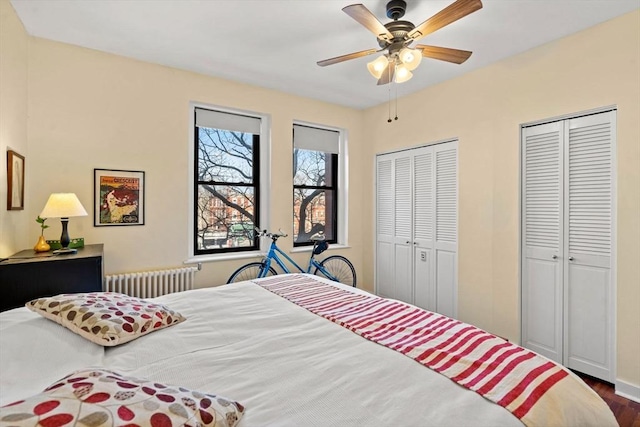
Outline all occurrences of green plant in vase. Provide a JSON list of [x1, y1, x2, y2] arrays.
[[34, 216, 51, 252]]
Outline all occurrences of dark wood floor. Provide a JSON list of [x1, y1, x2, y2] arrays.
[[575, 371, 640, 427]]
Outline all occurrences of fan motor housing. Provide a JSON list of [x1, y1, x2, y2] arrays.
[[378, 20, 415, 48]]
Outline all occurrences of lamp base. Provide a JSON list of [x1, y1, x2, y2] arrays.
[[53, 248, 77, 255]]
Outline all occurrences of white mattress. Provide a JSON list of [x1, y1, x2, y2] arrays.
[[0, 275, 613, 426]]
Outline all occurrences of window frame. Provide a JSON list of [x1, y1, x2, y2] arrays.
[[188, 103, 271, 261], [292, 122, 348, 248], [293, 150, 338, 247]]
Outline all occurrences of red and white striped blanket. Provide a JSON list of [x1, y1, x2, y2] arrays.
[[255, 274, 612, 427]]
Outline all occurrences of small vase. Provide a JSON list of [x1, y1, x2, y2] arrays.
[[34, 235, 50, 253]]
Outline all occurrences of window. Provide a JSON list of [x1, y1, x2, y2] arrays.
[[193, 107, 262, 255], [293, 124, 340, 246]]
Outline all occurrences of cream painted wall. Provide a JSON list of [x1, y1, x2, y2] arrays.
[[25, 37, 367, 290], [363, 11, 640, 387], [0, 0, 29, 256]]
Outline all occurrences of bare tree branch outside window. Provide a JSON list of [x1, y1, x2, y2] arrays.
[[196, 127, 257, 252], [293, 148, 337, 244]]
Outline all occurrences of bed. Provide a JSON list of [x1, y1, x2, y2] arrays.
[[0, 274, 616, 426]]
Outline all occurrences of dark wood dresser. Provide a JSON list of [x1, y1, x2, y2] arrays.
[[0, 244, 103, 312]]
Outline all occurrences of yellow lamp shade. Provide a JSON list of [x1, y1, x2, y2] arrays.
[[40, 193, 88, 218]]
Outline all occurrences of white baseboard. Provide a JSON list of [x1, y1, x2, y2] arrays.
[[615, 379, 640, 403]]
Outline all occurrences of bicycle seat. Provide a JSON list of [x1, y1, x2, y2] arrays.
[[313, 240, 329, 255]]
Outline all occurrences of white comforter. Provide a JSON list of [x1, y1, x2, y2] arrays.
[[0, 275, 613, 426]]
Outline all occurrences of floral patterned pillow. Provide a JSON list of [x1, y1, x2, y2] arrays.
[[0, 369, 244, 427], [26, 292, 185, 346]]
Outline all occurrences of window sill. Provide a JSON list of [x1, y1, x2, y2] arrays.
[[290, 244, 351, 254], [185, 244, 351, 263], [184, 251, 264, 264]]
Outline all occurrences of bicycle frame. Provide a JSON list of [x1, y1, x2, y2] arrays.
[[259, 239, 336, 280]]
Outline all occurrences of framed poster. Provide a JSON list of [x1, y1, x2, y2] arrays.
[[94, 169, 145, 226], [7, 150, 25, 210]]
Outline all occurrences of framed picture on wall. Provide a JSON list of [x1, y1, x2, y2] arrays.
[[94, 168, 145, 226], [7, 150, 25, 211]]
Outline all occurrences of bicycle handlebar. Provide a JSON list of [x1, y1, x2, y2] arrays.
[[254, 228, 288, 240], [253, 227, 327, 243], [310, 232, 326, 241]]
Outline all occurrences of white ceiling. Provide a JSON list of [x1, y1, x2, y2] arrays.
[[10, 0, 640, 109]]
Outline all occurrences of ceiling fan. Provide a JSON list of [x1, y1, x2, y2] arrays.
[[317, 0, 483, 85]]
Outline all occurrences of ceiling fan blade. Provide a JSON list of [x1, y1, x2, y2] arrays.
[[377, 63, 395, 85], [407, 0, 483, 41], [416, 45, 473, 64], [317, 48, 378, 67], [343, 4, 393, 41]]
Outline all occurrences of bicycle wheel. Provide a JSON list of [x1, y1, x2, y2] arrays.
[[314, 255, 357, 287], [227, 262, 277, 284]]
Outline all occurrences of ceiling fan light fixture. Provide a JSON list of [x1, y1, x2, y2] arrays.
[[394, 64, 413, 83], [367, 55, 389, 79], [319, 0, 482, 91], [399, 47, 422, 71]]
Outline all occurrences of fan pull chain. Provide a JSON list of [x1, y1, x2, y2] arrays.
[[387, 66, 392, 123], [394, 80, 398, 121]]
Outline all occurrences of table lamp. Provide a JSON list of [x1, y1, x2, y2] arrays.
[[40, 193, 88, 254]]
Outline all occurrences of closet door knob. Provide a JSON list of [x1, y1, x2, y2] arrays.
[[569, 257, 574, 261], [406, 241, 411, 244], [552, 255, 558, 260]]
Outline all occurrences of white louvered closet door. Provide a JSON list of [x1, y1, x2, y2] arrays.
[[521, 121, 564, 364], [434, 142, 458, 319], [521, 110, 615, 382], [413, 148, 435, 312], [564, 112, 615, 381], [376, 158, 395, 300], [394, 155, 413, 304], [375, 152, 413, 302]]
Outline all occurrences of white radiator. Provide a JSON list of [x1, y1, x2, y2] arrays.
[[104, 266, 198, 298]]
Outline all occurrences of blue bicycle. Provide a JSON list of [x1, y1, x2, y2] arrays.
[[227, 229, 356, 287]]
